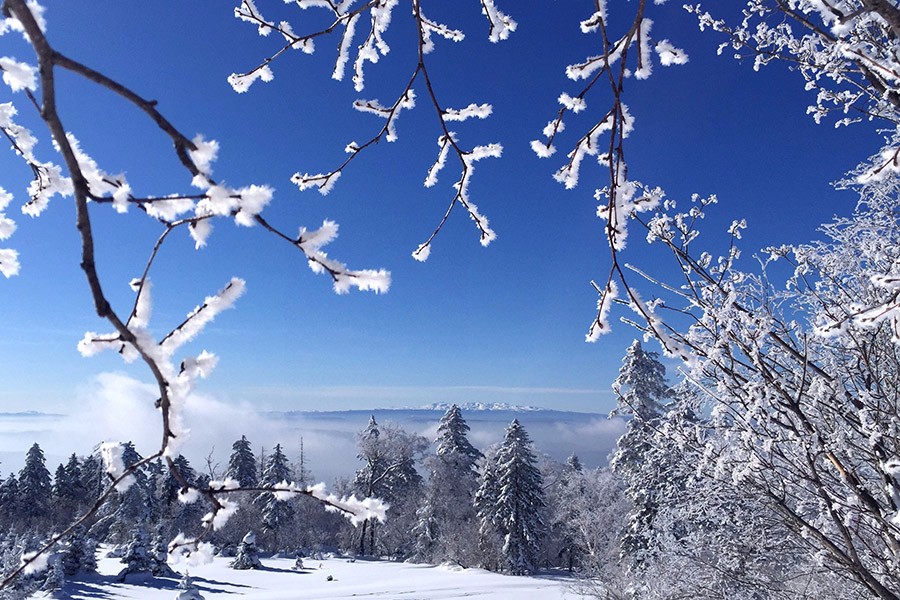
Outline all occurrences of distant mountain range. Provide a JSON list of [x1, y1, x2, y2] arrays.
[[415, 402, 546, 412], [0, 411, 64, 418]]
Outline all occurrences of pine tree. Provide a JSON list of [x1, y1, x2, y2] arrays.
[[492, 420, 546, 575], [294, 437, 313, 488], [255, 444, 294, 551], [92, 442, 152, 543], [609, 339, 672, 565], [18, 443, 52, 528], [176, 572, 206, 600], [60, 525, 97, 577], [0, 474, 20, 531], [117, 527, 153, 582], [230, 531, 262, 570], [474, 447, 502, 570], [226, 435, 258, 488], [414, 405, 483, 565]]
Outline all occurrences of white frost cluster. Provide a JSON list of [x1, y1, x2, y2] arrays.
[[307, 482, 389, 526], [186, 136, 273, 247], [420, 11, 465, 54], [0, 56, 37, 92], [208, 477, 241, 492], [481, 0, 517, 43], [586, 280, 618, 342], [100, 442, 136, 493], [352, 89, 416, 143], [168, 535, 215, 568], [0, 186, 17, 277], [21, 550, 48, 575], [202, 498, 239, 530], [352, 0, 399, 92], [291, 170, 341, 195], [333, 13, 361, 82], [0, 102, 73, 220], [424, 133, 454, 188], [67, 134, 132, 213], [227, 66, 274, 94], [297, 220, 392, 293], [442, 103, 492, 122]]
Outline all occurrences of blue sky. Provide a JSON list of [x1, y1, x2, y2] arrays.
[[0, 1, 884, 417]]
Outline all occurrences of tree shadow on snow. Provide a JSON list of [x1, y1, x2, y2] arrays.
[[64, 573, 180, 598]]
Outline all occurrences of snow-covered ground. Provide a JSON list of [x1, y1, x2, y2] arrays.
[[58, 553, 592, 600]]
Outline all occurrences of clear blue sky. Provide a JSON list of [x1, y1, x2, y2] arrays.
[[0, 1, 883, 415]]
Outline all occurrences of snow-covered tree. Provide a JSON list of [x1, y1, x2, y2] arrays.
[[117, 527, 153, 582], [254, 444, 294, 552], [175, 572, 205, 600], [479, 420, 546, 575], [353, 417, 427, 557], [414, 404, 483, 565], [0, 476, 20, 532], [18, 443, 51, 529], [230, 532, 262, 570], [622, 148, 900, 598], [473, 445, 502, 571], [226, 436, 258, 489], [609, 340, 671, 565], [59, 526, 96, 578]]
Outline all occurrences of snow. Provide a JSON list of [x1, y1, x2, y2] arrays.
[[54, 550, 589, 600]]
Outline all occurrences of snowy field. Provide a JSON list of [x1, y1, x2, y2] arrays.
[[54, 553, 592, 600]]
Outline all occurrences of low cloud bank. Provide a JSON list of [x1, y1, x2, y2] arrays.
[[0, 372, 625, 484]]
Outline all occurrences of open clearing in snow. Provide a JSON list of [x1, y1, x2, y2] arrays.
[[54, 553, 591, 600]]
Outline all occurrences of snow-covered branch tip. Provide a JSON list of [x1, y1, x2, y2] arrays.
[[296, 219, 391, 293]]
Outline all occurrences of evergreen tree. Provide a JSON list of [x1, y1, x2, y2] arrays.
[[18, 443, 52, 528], [294, 437, 313, 488], [79, 453, 104, 501], [230, 531, 262, 570], [255, 444, 294, 551], [158, 455, 197, 507], [474, 446, 502, 570], [117, 527, 153, 582], [41, 553, 65, 596], [176, 572, 206, 600], [225, 436, 258, 488], [91, 442, 151, 543], [60, 525, 97, 577], [414, 405, 482, 565], [492, 420, 546, 575], [609, 339, 672, 565], [0, 474, 20, 531], [150, 528, 178, 577]]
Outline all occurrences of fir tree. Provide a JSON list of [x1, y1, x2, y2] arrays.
[[60, 525, 97, 577], [230, 531, 262, 570], [609, 339, 672, 565], [255, 444, 294, 551], [176, 572, 205, 600], [0, 474, 20, 531], [117, 527, 153, 582], [474, 447, 502, 571], [18, 443, 52, 528], [226, 436, 258, 488], [414, 405, 482, 565], [493, 420, 546, 575]]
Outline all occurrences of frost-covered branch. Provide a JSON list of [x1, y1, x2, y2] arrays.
[[232, 0, 513, 259], [686, 0, 900, 126], [0, 0, 391, 586], [530, 1, 689, 342]]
